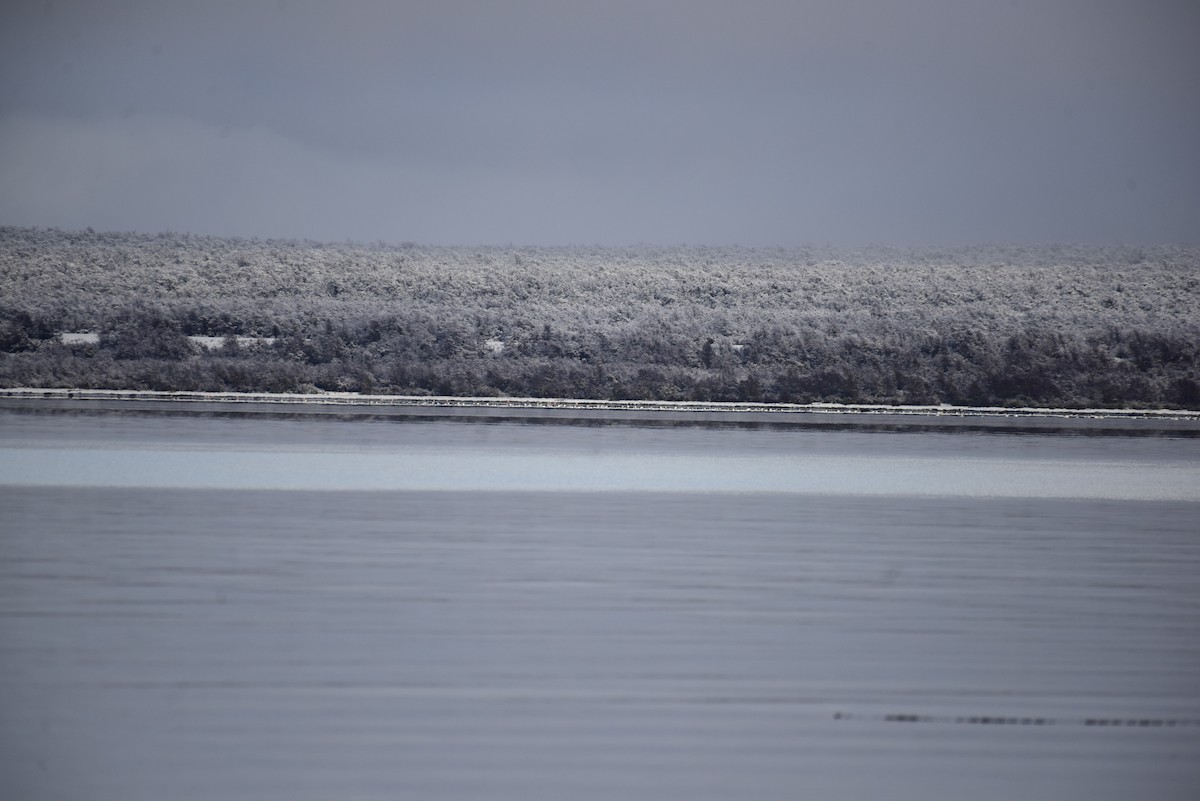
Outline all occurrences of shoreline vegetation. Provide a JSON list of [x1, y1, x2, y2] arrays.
[[2, 226, 1198, 409], [4, 388, 1199, 432]]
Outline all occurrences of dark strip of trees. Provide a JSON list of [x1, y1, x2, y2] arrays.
[[2, 226, 1197, 408]]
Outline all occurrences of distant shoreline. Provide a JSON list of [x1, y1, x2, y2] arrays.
[[6, 229, 1199, 410], [4, 388, 1199, 431]]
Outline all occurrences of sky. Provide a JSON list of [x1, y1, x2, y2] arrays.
[[1, 0, 1198, 246]]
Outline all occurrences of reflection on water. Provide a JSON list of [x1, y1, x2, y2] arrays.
[[6, 444, 1200, 500], [1, 409, 1199, 800], [3, 409, 1199, 499]]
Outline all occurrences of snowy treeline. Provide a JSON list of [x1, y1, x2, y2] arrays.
[[1, 226, 1197, 407]]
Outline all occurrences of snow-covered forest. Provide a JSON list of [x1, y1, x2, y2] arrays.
[[1, 226, 1197, 408]]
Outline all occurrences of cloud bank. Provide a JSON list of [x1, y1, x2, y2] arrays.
[[2, 0, 1198, 244]]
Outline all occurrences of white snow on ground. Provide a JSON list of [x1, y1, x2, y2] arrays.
[[56, 334, 276, 349], [58, 332, 99, 344]]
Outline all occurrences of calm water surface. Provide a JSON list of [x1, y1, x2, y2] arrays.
[[2, 408, 1199, 800]]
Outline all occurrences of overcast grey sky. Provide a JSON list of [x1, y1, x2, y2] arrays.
[[1, 0, 1197, 245]]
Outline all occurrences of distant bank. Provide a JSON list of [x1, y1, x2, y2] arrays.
[[4, 387, 1199, 431], [4, 229, 1200, 410]]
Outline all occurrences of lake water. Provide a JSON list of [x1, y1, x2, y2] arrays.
[[2, 406, 1199, 800]]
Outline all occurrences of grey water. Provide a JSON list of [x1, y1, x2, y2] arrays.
[[2, 408, 1199, 800]]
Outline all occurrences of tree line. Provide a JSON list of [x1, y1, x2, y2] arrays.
[[1, 226, 1197, 408]]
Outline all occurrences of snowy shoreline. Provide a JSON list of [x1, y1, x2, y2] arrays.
[[3, 387, 1199, 423]]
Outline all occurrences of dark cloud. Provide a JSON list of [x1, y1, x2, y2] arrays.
[[1, 0, 1197, 244]]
